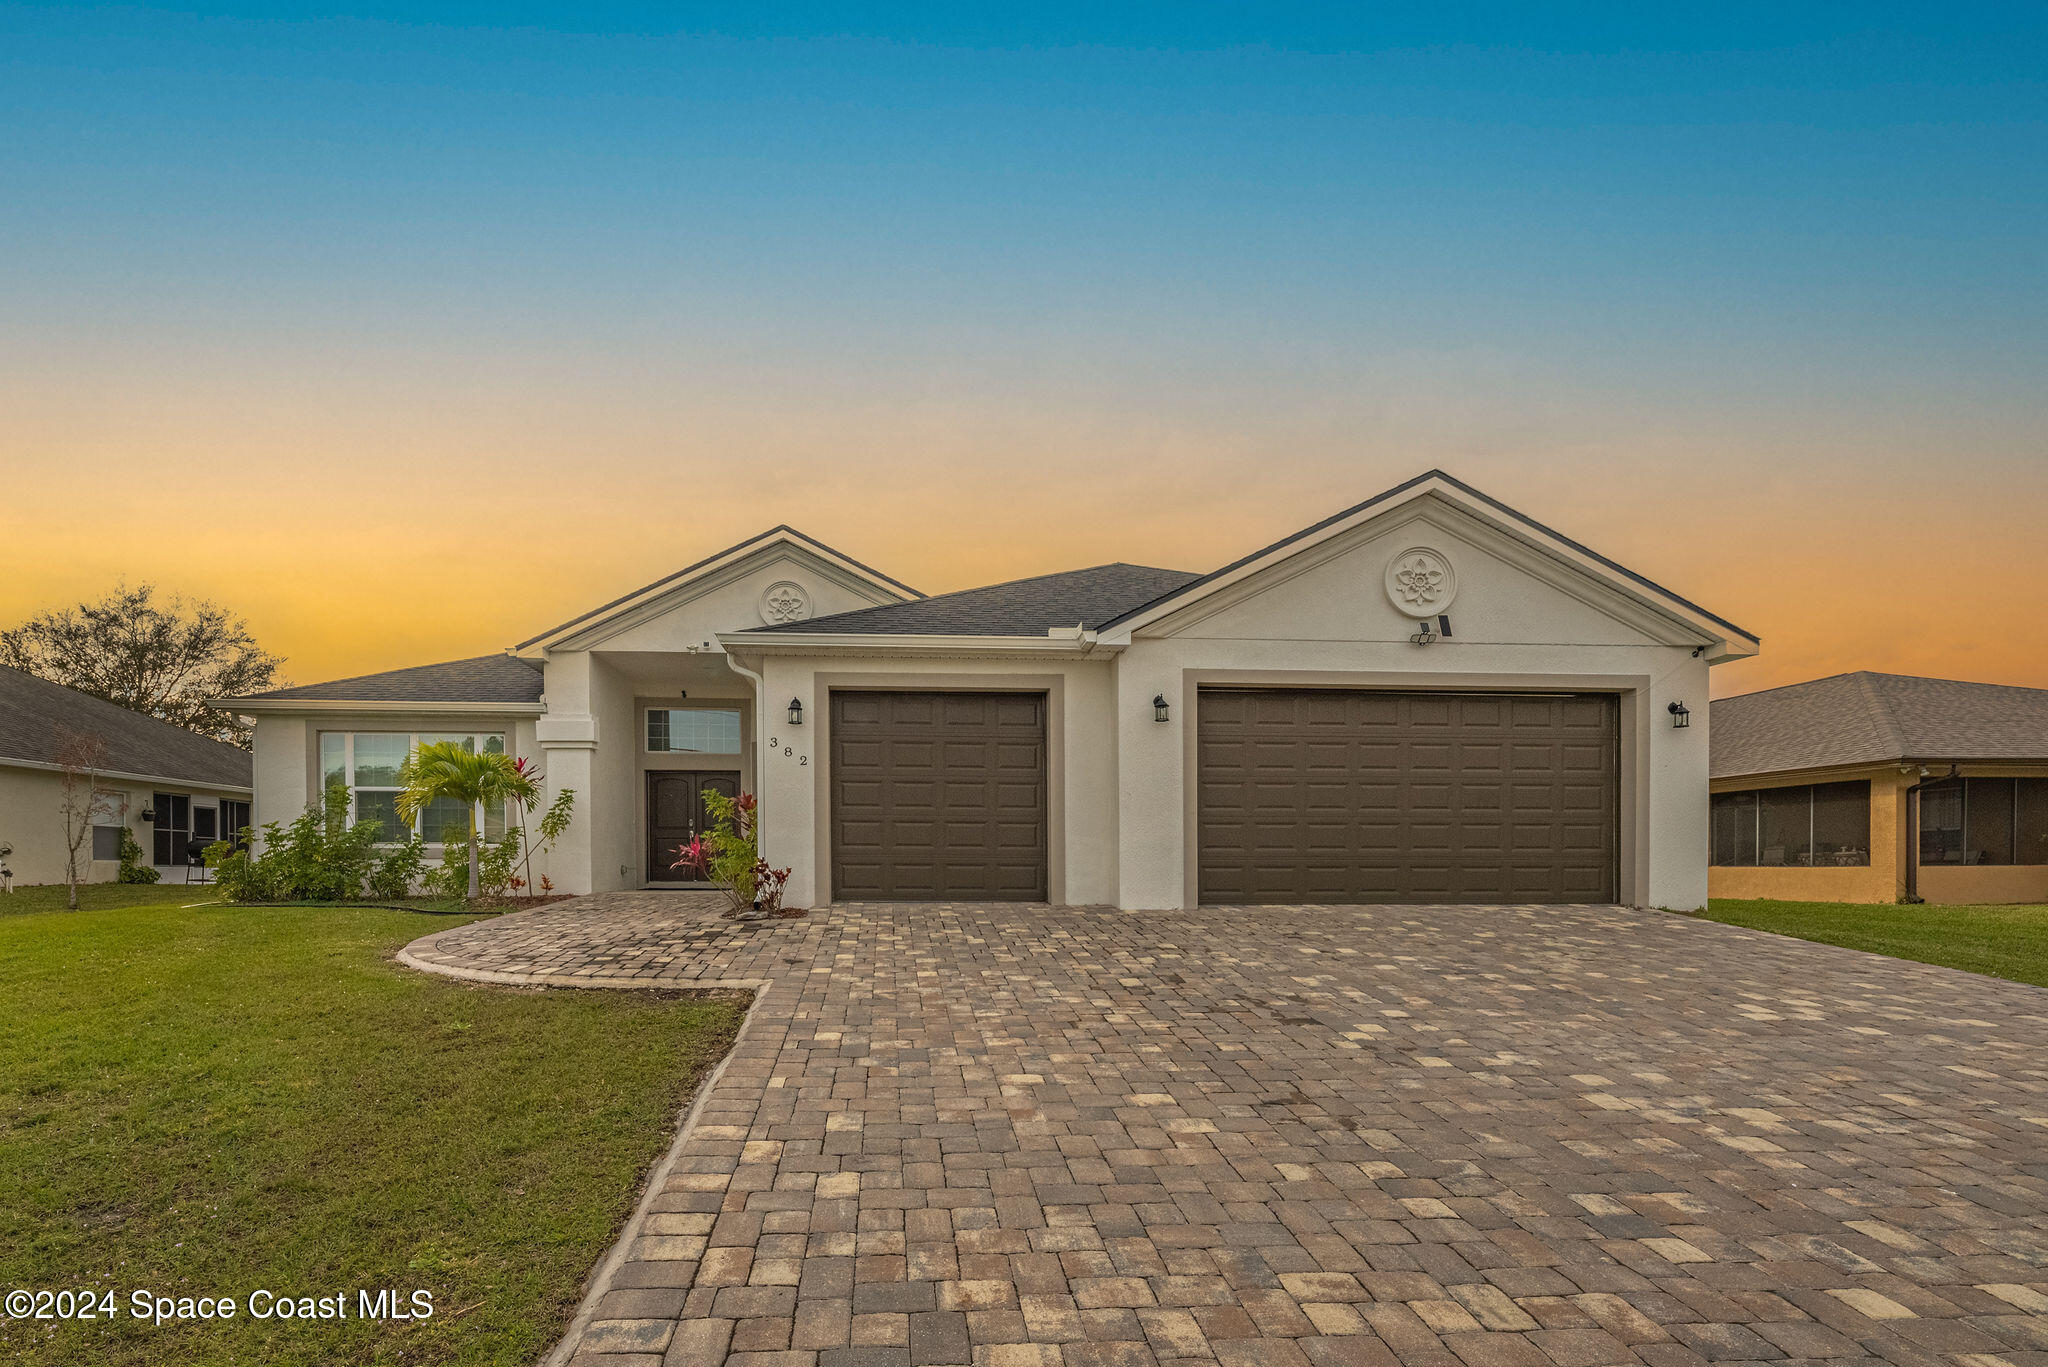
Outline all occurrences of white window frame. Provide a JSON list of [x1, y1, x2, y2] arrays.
[[189, 799, 222, 848], [644, 705, 744, 756], [91, 819, 126, 862], [318, 731, 508, 846]]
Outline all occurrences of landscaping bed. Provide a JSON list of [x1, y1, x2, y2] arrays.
[[0, 884, 746, 1366]]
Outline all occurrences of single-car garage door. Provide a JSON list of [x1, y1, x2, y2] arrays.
[[831, 691, 1048, 901], [1198, 689, 1619, 905]]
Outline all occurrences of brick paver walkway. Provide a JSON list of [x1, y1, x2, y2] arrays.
[[400, 897, 2048, 1367]]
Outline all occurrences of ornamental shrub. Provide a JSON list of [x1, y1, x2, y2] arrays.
[[366, 836, 427, 901], [204, 783, 424, 902], [116, 828, 159, 884], [673, 790, 792, 916]]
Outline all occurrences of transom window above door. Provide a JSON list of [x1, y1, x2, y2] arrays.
[[647, 708, 742, 754]]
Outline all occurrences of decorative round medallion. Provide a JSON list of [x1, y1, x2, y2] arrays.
[[758, 581, 812, 625], [1384, 547, 1457, 617]]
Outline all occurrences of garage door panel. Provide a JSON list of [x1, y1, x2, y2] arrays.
[[832, 691, 1048, 902], [1198, 689, 1618, 905]]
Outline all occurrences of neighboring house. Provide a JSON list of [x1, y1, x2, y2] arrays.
[[1710, 672, 2048, 905], [224, 471, 1756, 910], [0, 665, 254, 886]]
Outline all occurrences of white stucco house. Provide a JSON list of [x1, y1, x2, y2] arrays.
[[226, 472, 1758, 910]]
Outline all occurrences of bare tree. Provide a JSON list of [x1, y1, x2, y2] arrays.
[[1, 584, 284, 748], [56, 730, 117, 911]]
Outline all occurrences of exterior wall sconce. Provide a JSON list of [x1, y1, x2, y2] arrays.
[[1152, 694, 1170, 723], [788, 697, 805, 726], [1668, 701, 1690, 729], [1408, 621, 1439, 646]]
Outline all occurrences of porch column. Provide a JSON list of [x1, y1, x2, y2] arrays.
[[535, 721, 599, 895], [534, 649, 600, 896]]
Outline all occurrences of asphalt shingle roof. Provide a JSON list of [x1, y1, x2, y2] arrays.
[[0, 666, 253, 789], [746, 563, 1203, 637], [236, 655, 544, 705], [1711, 671, 2048, 779]]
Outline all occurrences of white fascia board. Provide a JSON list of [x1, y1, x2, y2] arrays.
[[714, 632, 1119, 660], [0, 757, 253, 794], [220, 698, 545, 715]]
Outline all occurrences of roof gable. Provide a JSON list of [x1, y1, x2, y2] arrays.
[[740, 563, 1201, 638], [1712, 671, 2048, 777], [1140, 498, 1701, 649], [1097, 470, 1757, 659], [518, 527, 919, 652], [0, 666, 253, 789]]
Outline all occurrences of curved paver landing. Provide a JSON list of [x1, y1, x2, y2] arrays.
[[401, 897, 2048, 1367]]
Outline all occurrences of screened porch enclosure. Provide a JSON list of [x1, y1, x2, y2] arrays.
[[1711, 780, 1872, 868]]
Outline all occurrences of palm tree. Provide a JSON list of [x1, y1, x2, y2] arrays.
[[394, 741, 538, 900]]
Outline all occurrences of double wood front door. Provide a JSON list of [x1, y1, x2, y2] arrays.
[[646, 771, 741, 883]]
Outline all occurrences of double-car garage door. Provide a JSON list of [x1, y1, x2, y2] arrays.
[[1198, 688, 1619, 905], [827, 686, 1617, 905]]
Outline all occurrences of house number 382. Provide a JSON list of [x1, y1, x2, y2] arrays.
[[766, 737, 808, 765]]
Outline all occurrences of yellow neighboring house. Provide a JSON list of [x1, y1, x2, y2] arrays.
[[1710, 672, 2048, 905]]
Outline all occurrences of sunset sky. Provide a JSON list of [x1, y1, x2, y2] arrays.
[[3, 5, 2044, 698]]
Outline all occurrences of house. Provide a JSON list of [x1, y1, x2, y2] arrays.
[[225, 471, 1756, 910], [0, 665, 254, 886], [1710, 672, 2048, 905]]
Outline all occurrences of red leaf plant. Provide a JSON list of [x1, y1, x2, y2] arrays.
[[671, 789, 793, 918]]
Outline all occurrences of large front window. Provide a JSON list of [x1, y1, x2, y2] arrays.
[[1711, 781, 1870, 867], [318, 732, 508, 843]]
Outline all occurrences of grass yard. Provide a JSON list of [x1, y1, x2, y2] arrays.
[[0, 883, 746, 1366], [1700, 897, 2048, 989]]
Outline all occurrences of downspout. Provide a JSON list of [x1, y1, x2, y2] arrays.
[[723, 648, 770, 857], [1900, 762, 1959, 904]]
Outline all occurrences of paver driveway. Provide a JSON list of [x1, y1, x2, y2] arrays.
[[401, 898, 2048, 1367]]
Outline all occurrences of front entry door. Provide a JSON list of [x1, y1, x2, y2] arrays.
[[646, 772, 742, 883]]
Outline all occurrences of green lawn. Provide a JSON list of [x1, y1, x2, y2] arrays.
[[0, 883, 746, 1366], [0, 881, 212, 916], [1699, 898, 2048, 989]]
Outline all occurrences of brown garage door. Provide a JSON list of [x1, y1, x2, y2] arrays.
[[1198, 689, 1618, 905], [831, 691, 1048, 901]]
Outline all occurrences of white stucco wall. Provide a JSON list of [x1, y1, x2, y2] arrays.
[[535, 650, 672, 894], [748, 501, 1724, 912], [749, 653, 1122, 910], [555, 552, 907, 654], [237, 500, 1733, 910], [250, 714, 310, 831], [1108, 508, 1715, 910], [532, 539, 911, 893], [589, 658, 639, 892], [248, 709, 546, 878]]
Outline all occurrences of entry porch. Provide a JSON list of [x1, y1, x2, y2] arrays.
[[535, 647, 768, 893]]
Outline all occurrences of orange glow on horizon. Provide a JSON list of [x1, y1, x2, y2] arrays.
[[8, 412, 2045, 701]]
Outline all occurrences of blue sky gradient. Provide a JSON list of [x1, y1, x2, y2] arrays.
[[3, 4, 2044, 690]]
